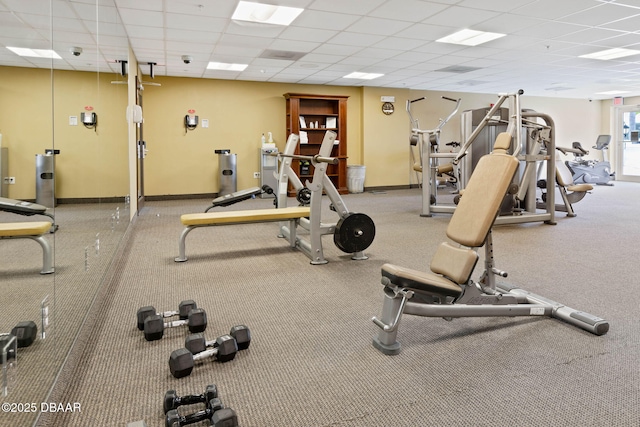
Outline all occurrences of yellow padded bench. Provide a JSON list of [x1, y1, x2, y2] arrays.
[[0, 221, 54, 274], [175, 207, 311, 262]]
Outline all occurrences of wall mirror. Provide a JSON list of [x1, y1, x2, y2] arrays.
[[0, 1, 130, 425]]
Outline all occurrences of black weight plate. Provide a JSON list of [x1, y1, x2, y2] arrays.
[[334, 213, 375, 253], [296, 188, 311, 205]]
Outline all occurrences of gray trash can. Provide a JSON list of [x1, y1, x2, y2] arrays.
[[36, 153, 56, 207], [215, 149, 237, 197]]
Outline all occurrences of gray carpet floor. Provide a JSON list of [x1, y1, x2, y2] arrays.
[[32, 182, 640, 426]]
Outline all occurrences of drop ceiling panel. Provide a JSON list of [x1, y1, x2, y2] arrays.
[[2, 0, 640, 98]]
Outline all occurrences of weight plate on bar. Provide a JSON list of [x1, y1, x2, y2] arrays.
[[296, 188, 311, 205], [334, 213, 375, 253]]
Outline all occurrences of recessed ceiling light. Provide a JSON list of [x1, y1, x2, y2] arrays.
[[207, 62, 248, 71], [232, 1, 303, 26], [7, 47, 61, 59], [596, 90, 631, 95], [343, 72, 384, 80], [436, 29, 505, 46], [580, 48, 640, 60]]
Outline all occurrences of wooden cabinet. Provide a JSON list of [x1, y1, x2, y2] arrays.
[[283, 93, 349, 195]]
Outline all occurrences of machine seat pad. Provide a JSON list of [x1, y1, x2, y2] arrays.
[[436, 163, 453, 175], [0, 221, 51, 237], [447, 146, 519, 247], [567, 183, 593, 192], [211, 187, 262, 206], [181, 207, 310, 226], [381, 263, 463, 298]]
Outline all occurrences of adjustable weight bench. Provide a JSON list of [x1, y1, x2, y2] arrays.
[[0, 221, 54, 274], [372, 132, 608, 355], [175, 206, 310, 262]]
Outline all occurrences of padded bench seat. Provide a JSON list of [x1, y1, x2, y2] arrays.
[[0, 221, 54, 274], [381, 263, 463, 298], [180, 207, 310, 226], [176, 207, 311, 262]]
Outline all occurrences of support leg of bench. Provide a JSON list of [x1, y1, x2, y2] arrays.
[[28, 235, 54, 274], [372, 286, 404, 355], [287, 218, 297, 247], [175, 226, 195, 262]]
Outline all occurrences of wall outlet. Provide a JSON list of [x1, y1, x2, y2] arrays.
[[253, 172, 260, 179], [4, 177, 15, 184]]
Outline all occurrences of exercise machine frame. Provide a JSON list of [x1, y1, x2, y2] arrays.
[[276, 131, 370, 265], [454, 90, 556, 226], [371, 132, 608, 356], [407, 96, 466, 217]]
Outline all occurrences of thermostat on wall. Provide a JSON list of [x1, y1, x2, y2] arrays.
[[380, 96, 395, 103]]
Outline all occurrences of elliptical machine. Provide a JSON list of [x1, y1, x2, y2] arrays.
[[564, 135, 615, 186]]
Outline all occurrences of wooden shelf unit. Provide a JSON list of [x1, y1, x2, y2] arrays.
[[283, 93, 349, 195]]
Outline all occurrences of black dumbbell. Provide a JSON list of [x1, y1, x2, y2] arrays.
[[136, 300, 197, 330], [185, 325, 251, 354], [143, 308, 207, 341], [169, 335, 238, 379], [164, 384, 218, 414], [11, 321, 38, 348], [166, 400, 238, 427]]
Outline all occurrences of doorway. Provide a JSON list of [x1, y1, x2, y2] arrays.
[[612, 104, 640, 182]]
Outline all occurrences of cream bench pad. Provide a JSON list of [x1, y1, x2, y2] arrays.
[[176, 207, 311, 262], [0, 221, 54, 274]]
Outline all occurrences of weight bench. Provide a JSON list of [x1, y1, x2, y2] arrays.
[[372, 132, 608, 355], [0, 221, 54, 274], [204, 185, 274, 212], [0, 197, 56, 232], [175, 206, 310, 262]]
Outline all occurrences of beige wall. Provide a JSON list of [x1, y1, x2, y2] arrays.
[[141, 78, 362, 196], [0, 66, 128, 200], [2, 64, 616, 199]]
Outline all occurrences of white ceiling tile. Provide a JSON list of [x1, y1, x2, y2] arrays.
[[327, 32, 387, 48], [118, 8, 163, 27], [268, 39, 320, 53], [372, 37, 428, 51], [312, 44, 362, 56], [560, 3, 640, 26], [165, 28, 220, 44], [291, 10, 361, 31], [368, 0, 450, 22], [165, 13, 227, 32], [3, 0, 640, 98], [279, 27, 337, 43], [346, 17, 413, 36], [421, 5, 501, 28], [126, 25, 164, 39], [307, 0, 385, 16], [457, 0, 538, 12], [511, 0, 602, 19]]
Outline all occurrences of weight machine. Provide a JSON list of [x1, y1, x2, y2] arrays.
[[275, 131, 375, 265], [372, 132, 608, 356], [407, 96, 465, 217], [455, 90, 556, 226]]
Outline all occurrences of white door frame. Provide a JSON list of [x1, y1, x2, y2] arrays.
[[611, 104, 640, 183]]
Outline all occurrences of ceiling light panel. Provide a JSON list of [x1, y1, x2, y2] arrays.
[[437, 29, 505, 46], [6, 47, 61, 59], [343, 71, 384, 79], [232, 1, 303, 26], [580, 47, 640, 60], [207, 62, 248, 71]]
